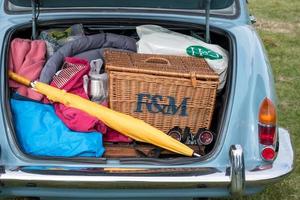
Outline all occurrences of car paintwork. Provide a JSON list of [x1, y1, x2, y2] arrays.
[[0, 0, 294, 198]]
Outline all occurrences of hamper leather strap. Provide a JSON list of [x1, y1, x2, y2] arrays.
[[190, 72, 197, 88]]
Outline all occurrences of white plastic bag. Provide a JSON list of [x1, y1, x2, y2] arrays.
[[136, 25, 229, 90]]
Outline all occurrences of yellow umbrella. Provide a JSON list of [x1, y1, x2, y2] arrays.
[[9, 71, 199, 157]]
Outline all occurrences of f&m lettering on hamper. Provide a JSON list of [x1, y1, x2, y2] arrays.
[[135, 93, 190, 116]]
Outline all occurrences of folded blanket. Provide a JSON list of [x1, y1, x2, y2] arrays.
[[40, 33, 137, 83], [9, 38, 46, 100]]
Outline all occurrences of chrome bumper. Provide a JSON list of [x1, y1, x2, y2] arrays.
[[0, 128, 294, 197]]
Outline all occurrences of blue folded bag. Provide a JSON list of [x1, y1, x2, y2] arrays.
[[10, 98, 105, 157]]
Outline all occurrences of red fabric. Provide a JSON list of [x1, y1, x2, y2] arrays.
[[103, 127, 132, 143], [50, 57, 131, 142], [9, 38, 46, 100], [50, 57, 106, 133]]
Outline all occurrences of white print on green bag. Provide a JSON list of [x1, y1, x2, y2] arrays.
[[186, 45, 223, 60]]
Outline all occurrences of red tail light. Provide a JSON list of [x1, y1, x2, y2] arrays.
[[258, 125, 276, 145], [258, 98, 277, 161], [261, 147, 276, 161]]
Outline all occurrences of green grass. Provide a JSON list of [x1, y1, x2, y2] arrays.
[[249, 0, 300, 24], [228, 0, 300, 199]]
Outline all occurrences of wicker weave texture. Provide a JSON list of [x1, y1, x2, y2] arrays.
[[105, 50, 219, 134]]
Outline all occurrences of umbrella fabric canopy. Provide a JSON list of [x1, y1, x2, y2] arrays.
[[9, 71, 198, 157]]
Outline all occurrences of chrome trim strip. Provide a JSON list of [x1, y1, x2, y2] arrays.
[[0, 170, 230, 185], [258, 122, 276, 128], [229, 144, 245, 196]]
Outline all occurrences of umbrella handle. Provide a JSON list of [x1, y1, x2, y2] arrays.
[[9, 71, 32, 87]]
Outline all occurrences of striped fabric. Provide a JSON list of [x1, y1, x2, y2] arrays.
[[52, 61, 86, 89]]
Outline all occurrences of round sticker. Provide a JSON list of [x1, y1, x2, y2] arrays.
[[186, 45, 223, 60]]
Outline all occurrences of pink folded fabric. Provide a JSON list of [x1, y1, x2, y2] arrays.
[[50, 57, 107, 133], [50, 57, 132, 142], [9, 38, 46, 100]]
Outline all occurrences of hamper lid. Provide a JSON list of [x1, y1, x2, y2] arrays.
[[104, 50, 219, 81]]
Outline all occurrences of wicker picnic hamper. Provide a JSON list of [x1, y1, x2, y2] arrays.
[[104, 50, 219, 134]]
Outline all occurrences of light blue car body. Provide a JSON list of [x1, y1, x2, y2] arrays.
[[0, 0, 294, 199]]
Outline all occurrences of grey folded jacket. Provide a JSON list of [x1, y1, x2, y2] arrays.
[[39, 33, 137, 83]]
